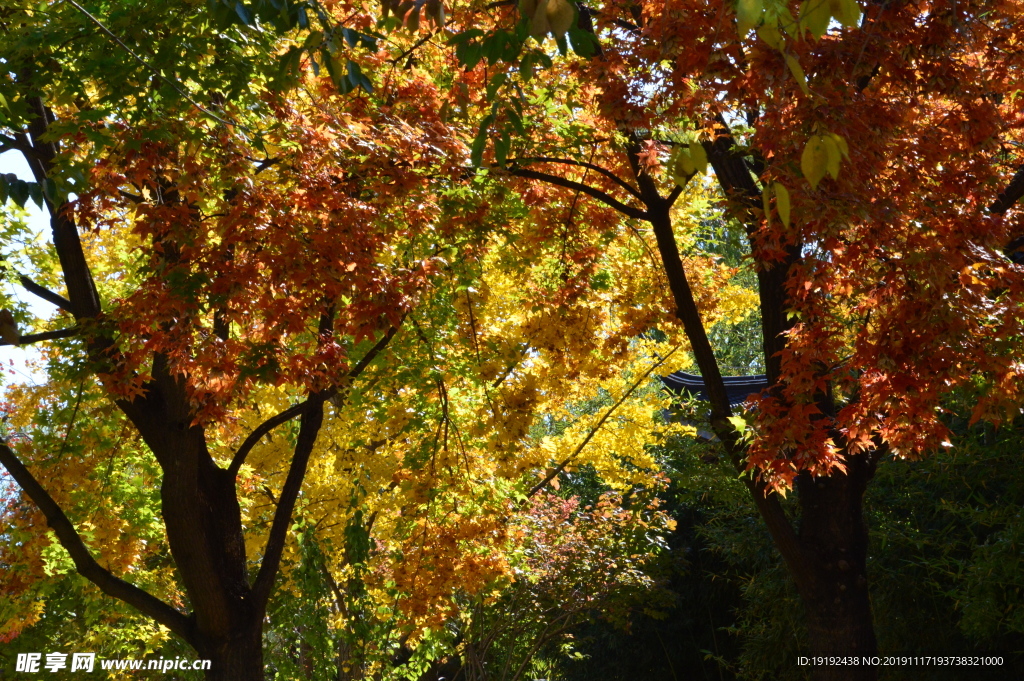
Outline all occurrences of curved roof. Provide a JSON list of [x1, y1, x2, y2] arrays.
[[661, 371, 769, 408]]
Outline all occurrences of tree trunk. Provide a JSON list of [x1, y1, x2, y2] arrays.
[[794, 452, 878, 681], [198, 619, 265, 681], [128, 363, 267, 681]]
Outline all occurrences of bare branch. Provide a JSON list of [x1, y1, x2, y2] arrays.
[[507, 167, 649, 220], [16, 273, 74, 312], [1, 327, 79, 346], [507, 157, 643, 199], [0, 440, 195, 644]]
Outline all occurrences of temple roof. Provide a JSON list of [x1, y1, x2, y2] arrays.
[[661, 371, 769, 407]]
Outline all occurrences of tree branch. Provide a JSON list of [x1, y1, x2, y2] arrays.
[[507, 167, 649, 220], [1, 327, 79, 346], [21, 96, 103, 321], [0, 440, 195, 644], [0, 133, 43, 159], [250, 393, 325, 610], [703, 114, 762, 208], [17, 273, 74, 312], [526, 347, 681, 499], [990, 163, 1024, 215], [506, 157, 643, 199], [226, 401, 308, 478], [228, 320, 403, 477]]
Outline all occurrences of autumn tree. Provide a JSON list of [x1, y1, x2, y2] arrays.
[[0, 1, 478, 677], [410, 0, 1024, 677], [1, 1, 739, 678]]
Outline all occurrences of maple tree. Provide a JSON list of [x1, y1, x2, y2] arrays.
[[1, 1, 473, 676], [1, 1, 741, 678], [4, 0, 1024, 679], [415, 0, 1024, 677]]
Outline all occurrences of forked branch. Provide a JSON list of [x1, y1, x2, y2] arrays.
[[0, 440, 195, 644], [227, 321, 403, 477], [507, 167, 649, 220]]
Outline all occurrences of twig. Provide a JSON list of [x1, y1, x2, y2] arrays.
[[526, 345, 681, 499]]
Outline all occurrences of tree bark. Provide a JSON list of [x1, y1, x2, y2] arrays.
[[122, 361, 266, 681], [197, 619, 266, 681], [795, 453, 879, 681]]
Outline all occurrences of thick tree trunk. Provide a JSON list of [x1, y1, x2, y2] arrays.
[[794, 452, 878, 681], [125, 362, 267, 681], [198, 619, 265, 681]]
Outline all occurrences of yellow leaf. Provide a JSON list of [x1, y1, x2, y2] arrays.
[[785, 54, 810, 96], [822, 135, 841, 179], [774, 182, 791, 228], [530, 0, 550, 38], [801, 135, 829, 189], [674, 146, 696, 176], [828, 132, 850, 161], [689, 140, 708, 175], [546, 0, 575, 36]]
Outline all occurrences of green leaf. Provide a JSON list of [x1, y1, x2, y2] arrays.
[[495, 128, 511, 167], [481, 31, 508, 65], [829, 132, 850, 161], [506, 106, 526, 136], [486, 72, 507, 100], [757, 23, 783, 49], [457, 41, 484, 71], [822, 135, 841, 180], [799, 0, 831, 40], [303, 30, 324, 49], [344, 510, 371, 564], [234, 1, 252, 25], [447, 29, 486, 45], [785, 54, 810, 96], [727, 415, 748, 435], [736, 0, 764, 36], [8, 178, 30, 208], [470, 113, 496, 167], [689, 140, 708, 175], [347, 61, 373, 93], [568, 26, 598, 57], [832, 0, 862, 28], [673, 146, 695, 177]]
